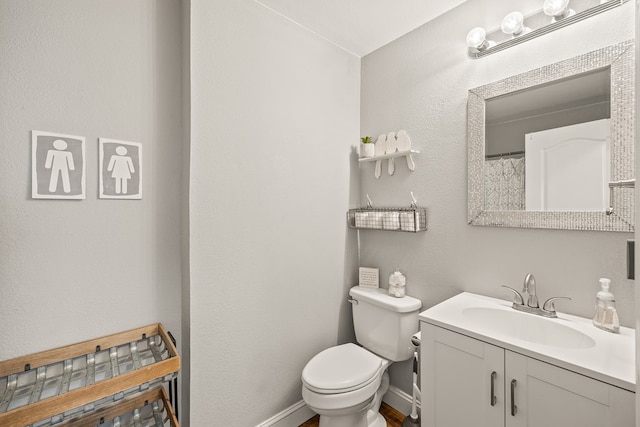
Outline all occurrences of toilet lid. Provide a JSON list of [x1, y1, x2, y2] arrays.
[[302, 343, 384, 393]]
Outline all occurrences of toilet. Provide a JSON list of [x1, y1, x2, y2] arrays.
[[301, 286, 422, 427]]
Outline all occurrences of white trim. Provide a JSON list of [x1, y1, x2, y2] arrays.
[[383, 384, 420, 416], [254, 400, 315, 427], [253, 386, 417, 426], [253, 0, 360, 57]]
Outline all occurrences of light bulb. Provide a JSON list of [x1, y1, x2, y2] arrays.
[[501, 12, 529, 36], [543, 0, 574, 20], [466, 27, 488, 50]]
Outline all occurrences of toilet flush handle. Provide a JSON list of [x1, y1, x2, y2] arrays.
[[348, 298, 358, 305]]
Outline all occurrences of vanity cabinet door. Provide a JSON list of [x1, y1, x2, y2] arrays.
[[421, 323, 504, 427], [505, 351, 634, 427]]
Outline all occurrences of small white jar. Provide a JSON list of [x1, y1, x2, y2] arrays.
[[388, 270, 406, 298]]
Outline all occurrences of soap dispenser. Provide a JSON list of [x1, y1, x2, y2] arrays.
[[593, 278, 620, 333]]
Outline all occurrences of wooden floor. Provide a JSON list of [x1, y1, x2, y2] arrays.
[[299, 402, 406, 427]]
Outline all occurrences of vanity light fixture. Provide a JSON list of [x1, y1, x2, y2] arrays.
[[542, 0, 575, 21], [466, 27, 494, 51], [466, 0, 629, 58], [501, 12, 530, 37]]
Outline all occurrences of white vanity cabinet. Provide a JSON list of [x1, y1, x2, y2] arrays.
[[421, 323, 635, 427]]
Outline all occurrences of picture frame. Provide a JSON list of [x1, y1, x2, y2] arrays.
[[31, 130, 86, 199]]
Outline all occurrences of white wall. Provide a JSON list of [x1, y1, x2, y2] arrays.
[[189, 1, 360, 425], [634, 1, 639, 424], [181, 0, 192, 424], [360, 0, 635, 393], [0, 0, 183, 360]]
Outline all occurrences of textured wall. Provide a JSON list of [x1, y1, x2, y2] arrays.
[[634, 1, 639, 424], [189, 0, 360, 425], [360, 0, 635, 393], [0, 0, 183, 358]]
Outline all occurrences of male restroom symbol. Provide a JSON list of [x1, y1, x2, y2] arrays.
[[45, 139, 75, 193], [107, 146, 135, 194]]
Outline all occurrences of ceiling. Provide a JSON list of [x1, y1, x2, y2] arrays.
[[255, 0, 469, 57]]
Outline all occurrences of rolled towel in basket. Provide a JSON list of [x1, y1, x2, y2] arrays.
[[400, 211, 417, 231], [370, 211, 383, 229], [382, 211, 400, 230], [354, 212, 368, 228]]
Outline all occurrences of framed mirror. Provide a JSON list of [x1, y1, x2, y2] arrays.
[[467, 40, 634, 231]]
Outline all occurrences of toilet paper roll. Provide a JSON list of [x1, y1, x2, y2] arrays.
[[411, 331, 421, 347]]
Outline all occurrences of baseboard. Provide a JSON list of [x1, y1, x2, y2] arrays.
[[254, 400, 315, 427], [383, 384, 420, 416], [254, 385, 417, 427]]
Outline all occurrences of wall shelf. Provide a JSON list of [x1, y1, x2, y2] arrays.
[[347, 207, 428, 232], [0, 323, 180, 427], [358, 150, 419, 163], [60, 387, 178, 427]]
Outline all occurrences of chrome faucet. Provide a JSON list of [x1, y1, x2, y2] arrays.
[[502, 274, 571, 318], [522, 273, 539, 308]]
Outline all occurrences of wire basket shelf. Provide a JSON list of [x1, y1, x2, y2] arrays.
[[347, 207, 428, 232]]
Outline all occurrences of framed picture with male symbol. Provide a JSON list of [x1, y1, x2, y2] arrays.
[[31, 130, 86, 199], [99, 138, 142, 199]]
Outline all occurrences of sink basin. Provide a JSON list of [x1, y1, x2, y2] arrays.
[[462, 307, 596, 349]]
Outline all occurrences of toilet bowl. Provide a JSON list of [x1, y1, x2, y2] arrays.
[[301, 287, 421, 427], [302, 343, 390, 427]]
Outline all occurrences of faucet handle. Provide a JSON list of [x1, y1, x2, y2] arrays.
[[502, 285, 524, 305], [542, 296, 571, 314]]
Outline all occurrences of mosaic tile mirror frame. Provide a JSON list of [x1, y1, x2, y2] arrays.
[[467, 40, 634, 232]]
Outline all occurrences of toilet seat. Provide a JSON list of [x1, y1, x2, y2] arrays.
[[302, 343, 385, 394]]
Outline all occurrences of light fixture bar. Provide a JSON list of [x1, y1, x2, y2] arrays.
[[468, 0, 629, 59]]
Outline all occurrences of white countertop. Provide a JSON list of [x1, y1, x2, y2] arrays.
[[419, 292, 635, 392]]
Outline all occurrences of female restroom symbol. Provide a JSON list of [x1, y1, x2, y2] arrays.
[[107, 146, 135, 194], [99, 138, 142, 199]]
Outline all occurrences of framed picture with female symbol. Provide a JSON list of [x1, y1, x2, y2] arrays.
[[99, 138, 142, 199]]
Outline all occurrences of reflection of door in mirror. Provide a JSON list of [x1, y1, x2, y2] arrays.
[[484, 68, 611, 212], [525, 119, 610, 211]]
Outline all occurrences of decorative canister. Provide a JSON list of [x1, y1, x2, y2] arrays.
[[388, 269, 406, 298]]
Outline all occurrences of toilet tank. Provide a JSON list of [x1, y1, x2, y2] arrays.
[[349, 286, 422, 362]]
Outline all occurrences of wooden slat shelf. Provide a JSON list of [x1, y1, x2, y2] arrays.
[[57, 387, 178, 427], [0, 324, 180, 427]]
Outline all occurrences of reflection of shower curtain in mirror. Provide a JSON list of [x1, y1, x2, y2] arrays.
[[484, 158, 525, 210]]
